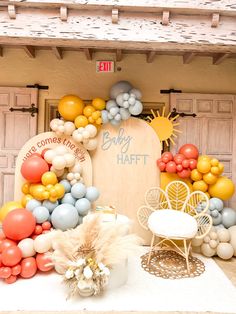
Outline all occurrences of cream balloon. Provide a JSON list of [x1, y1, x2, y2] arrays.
[[201, 243, 216, 257], [64, 122, 76, 135], [44, 150, 57, 164], [217, 228, 231, 243], [18, 238, 36, 258], [83, 138, 98, 151], [52, 156, 67, 170], [50, 166, 65, 177], [55, 145, 69, 155], [69, 163, 82, 174], [64, 153, 76, 168], [216, 243, 234, 260], [85, 124, 97, 138], [34, 234, 52, 253], [229, 225, 236, 256]]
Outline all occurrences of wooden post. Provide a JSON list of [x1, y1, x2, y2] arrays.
[[23, 46, 35, 58], [183, 52, 196, 64], [211, 13, 220, 28], [213, 53, 230, 65], [112, 8, 119, 24], [52, 47, 63, 59], [60, 6, 68, 21], [162, 11, 169, 26], [8, 4, 16, 19], [146, 51, 156, 63], [0, 46, 3, 57], [84, 48, 93, 60]]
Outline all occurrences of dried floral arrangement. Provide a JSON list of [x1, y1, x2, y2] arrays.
[[50, 214, 141, 297]]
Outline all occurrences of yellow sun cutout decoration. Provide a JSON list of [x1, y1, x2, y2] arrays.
[[147, 107, 181, 149]]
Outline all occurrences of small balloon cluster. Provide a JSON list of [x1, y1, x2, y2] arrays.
[[157, 144, 198, 179], [101, 81, 143, 126], [0, 209, 54, 284], [192, 226, 236, 260]]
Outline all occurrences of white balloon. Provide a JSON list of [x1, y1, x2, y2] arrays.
[[70, 179, 78, 185], [123, 101, 129, 109], [34, 234, 52, 253], [129, 88, 142, 100], [128, 100, 143, 115], [72, 132, 83, 143], [110, 107, 119, 117], [74, 173, 81, 180], [85, 124, 97, 138], [67, 172, 75, 181], [55, 145, 68, 155], [64, 122, 75, 135], [106, 100, 117, 110], [64, 153, 76, 168], [83, 138, 98, 151], [128, 96, 136, 106], [50, 166, 64, 177], [58, 125, 65, 133], [44, 150, 57, 164], [123, 93, 130, 101], [82, 130, 90, 139], [69, 163, 82, 174], [18, 238, 36, 258], [50, 120, 59, 131], [57, 119, 64, 126], [116, 94, 124, 107], [52, 156, 66, 170], [114, 113, 121, 121]]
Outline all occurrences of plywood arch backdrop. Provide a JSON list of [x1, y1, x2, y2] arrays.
[[91, 118, 161, 243]]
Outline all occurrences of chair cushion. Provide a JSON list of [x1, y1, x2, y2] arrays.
[[148, 209, 198, 239]]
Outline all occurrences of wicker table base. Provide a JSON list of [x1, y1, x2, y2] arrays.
[[141, 250, 205, 279]]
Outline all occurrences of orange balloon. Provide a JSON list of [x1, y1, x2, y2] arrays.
[[36, 253, 54, 272], [74, 115, 88, 128], [20, 257, 37, 278], [21, 194, 33, 207], [5, 275, 17, 284], [58, 95, 84, 121], [83, 105, 95, 117], [0, 239, 17, 253]]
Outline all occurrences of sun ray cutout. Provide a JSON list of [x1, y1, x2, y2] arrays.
[[148, 106, 181, 149]]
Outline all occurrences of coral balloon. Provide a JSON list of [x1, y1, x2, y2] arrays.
[[0, 201, 23, 222], [36, 253, 54, 272], [0, 239, 16, 253], [208, 176, 235, 200], [12, 264, 21, 276], [182, 159, 190, 169], [58, 95, 84, 121], [21, 156, 49, 183], [0, 267, 11, 279], [20, 257, 37, 278], [179, 144, 199, 160], [160, 173, 193, 192], [1, 246, 22, 266], [174, 154, 185, 165], [5, 275, 17, 284], [161, 152, 173, 162], [157, 161, 166, 171], [189, 159, 197, 170], [178, 169, 191, 179], [3, 209, 36, 241], [165, 161, 176, 173]]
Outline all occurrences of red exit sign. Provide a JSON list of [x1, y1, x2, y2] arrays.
[[96, 61, 115, 73]]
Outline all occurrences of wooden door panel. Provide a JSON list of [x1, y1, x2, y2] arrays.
[[170, 93, 236, 207], [0, 87, 38, 206]]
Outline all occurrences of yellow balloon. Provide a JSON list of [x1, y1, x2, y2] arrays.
[[191, 169, 203, 182], [160, 173, 193, 192], [193, 180, 208, 192], [205, 192, 210, 199], [88, 116, 95, 123], [83, 105, 95, 117], [197, 159, 211, 174], [198, 155, 211, 162], [0, 201, 23, 222], [49, 187, 57, 198], [42, 171, 58, 186], [21, 194, 33, 207], [211, 158, 219, 167], [22, 182, 31, 194], [74, 115, 88, 128], [30, 184, 47, 201], [92, 98, 106, 110], [91, 111, 101, 120], [54, 183, 65, 198], [96, 117, 103, 125], [58, 95, 84, 121], [208, 176, 235, 200], [218, 162, 224, 174], [203, 172, 218, 185], [211, 166, 220, 175]]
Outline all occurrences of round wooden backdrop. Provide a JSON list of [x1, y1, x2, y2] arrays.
[[91, 118, 161, 243], [14, 132, 92, 201]]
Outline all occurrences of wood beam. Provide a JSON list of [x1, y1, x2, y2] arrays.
[[162, 11, 169, 26], [8, 4, 16, 19], [146, 51, 156, 63], [0, 46, 2, 57], [112, 8, 119, 24], [213, 53, 230, 65], [23, 46, 35, 58], [52, 47, 63, 59], [211, 13, 220, 28], [84, 48, 93, 60], [183, 52, 196, 64], [60, 6, 68, 21], [116, 49, 122, 62]]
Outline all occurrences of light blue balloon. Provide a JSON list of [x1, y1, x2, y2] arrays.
[[51, 204, 79, 231], [26, 199, 42, 212], [110, 81, 132, 99], [120, 108, 131, 120], [33, 206, 50, 224], [75, 198, 91, 216], [128, 100, 143, 115], [59, 180, 71, 193], [106, 100, 117, 111], [101, 110, 109, 124], [110, 119, 121, 126], [78, 215, 83, 225], [211, 209, 219, 218], [212, 198, 224, 212], [85, 186, 100, 202], [222, 207, 236, 228], [42, 200, 59, 213], [61, 193, 77, 205], [71, 183, 86, 199], [212, 213, 222, 226], [129, 88, 142, 100]]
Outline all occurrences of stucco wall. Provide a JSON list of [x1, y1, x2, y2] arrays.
[[0, 48, 236, 132]]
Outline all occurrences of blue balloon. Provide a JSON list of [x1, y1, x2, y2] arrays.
[[85, 186, 100, 202], [209, 198, 224, 212], [26, 199, 42, 212], [33, 206, 50, 224], [59, 180, 72, 193], [61, 193, 77, 205], [75, 198, 91, 216], [42, 200, 59, 213], [51, 204, 79, 231], [71, 183, 86, 199]]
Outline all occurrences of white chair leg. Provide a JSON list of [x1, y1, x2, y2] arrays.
[[183, 239, 190, 275], [148, 233, 155, 264]]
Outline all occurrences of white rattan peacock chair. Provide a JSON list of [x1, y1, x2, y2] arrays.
[[137, 180, 212, 274]]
